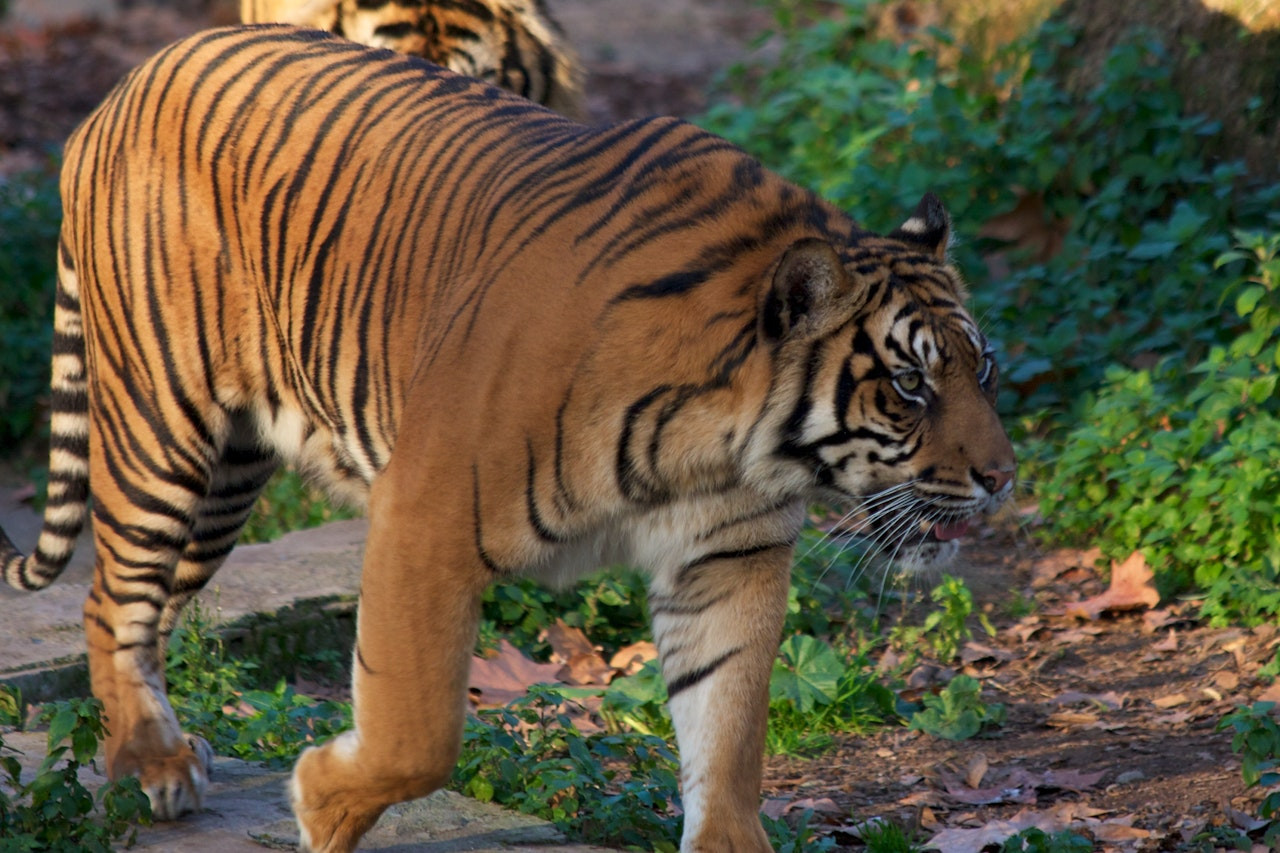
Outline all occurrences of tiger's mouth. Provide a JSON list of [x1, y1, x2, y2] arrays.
[[829, 508, 978, 549], [928, 518, 971, 542]]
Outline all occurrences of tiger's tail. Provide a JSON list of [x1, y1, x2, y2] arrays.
[[3, 237, 91, 591]]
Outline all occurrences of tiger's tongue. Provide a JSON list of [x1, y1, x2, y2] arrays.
[[931, 520, 971, 542]]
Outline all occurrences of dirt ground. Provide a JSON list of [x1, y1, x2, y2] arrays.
[[1, 2, 1277, 851]]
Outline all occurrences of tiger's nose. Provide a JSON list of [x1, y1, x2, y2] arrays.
[[979, 468, 1014, 495]]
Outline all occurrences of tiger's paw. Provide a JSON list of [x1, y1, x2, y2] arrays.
[[119, 734, 213, 821], [290, 737, 384, 853]]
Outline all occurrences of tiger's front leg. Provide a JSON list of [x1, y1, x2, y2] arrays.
[[649, 542, 794, 852], [289, 465, 488, 853]]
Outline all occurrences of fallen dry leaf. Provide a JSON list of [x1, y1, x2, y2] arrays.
[[1153, 710, 1195, 726], [1053, 626, 1104, 645], [1151, 631, 1179, 652], [960, 642, 1016, 665], [609, 640, 658, 675], [1030, 547, 1102, 589], [978, 189, 1069, 263], [1091, 818, 1151, 842], [557, 651, 615, 686], [1213, 670, 1240, 691], [1152, 692, 1189, 709], [943, 783, 1037, 806], [784, 796, 843, 816], [1050, 690, 1125, 710], [1059, 551, 1160, 620], [1038, 768, 1107, 792], [542, 619, 615, 685], [544, 619, 596, 664], [469, 640, 562, 707], [1046, 710, 1100, 729], [1146, 604, 1172, 630], [899, 789, 948, 808], [759, 798, 789, 820], [926, 806, 1071, 853], [964, 753, 989, 789], [1257, 681, 1280, 703], [1006, 616, 1051, 643]]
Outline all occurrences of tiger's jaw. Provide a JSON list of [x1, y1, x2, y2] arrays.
[[839, 474, 1015, 573]]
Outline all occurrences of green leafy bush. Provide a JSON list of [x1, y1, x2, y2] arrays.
[[1218, 702, 1280, 847], [767, 635, 895, 754], [453, 686, 682, 849], [705, 0, 1280, 625], [0, 686, 21, 728], [599, 635, 896, 758], [239, 468, 360, 544], [167, 599, 350, 768], [761, 808, 839, 852], [1001, 827, 1093, 852], [1040, 232, 1280, 623], [0, 698, 152, 850], [600, 658, 673, 740], [0, 166, 61, 451], [852, 818, 923, 853], [702, 1, 1280, 420], [480, 569, 651, 660], [785, 523, 877, 638]]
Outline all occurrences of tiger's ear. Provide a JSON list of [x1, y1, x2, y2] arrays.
[[888, 192, 950, 260], [761, 238, 858, 342]]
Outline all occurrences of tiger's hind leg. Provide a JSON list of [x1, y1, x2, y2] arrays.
[[289, 455, 488, 853], [157, 415, 280, 656], [648, 541, 794, 852], [83, 407, 236, 820], [146, 419, 281, 795]]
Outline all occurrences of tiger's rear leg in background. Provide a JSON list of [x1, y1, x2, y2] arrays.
[[0, 238, 279, 819], [86, 411, 279, 819]]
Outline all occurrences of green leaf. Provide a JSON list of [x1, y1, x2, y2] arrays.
[[46, 707, 78, 751], [769, 635, 844, 713], [1236, 284, 1267, 317]]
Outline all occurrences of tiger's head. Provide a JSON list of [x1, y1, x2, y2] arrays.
[[752, 193, 1015, 571]]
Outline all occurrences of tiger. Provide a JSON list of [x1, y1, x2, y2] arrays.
[[239, 0, 586, 118], [0, 25, 1015, 853]]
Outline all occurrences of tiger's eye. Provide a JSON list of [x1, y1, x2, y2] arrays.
[[978, 354, 995, 386], [895, 371, 923, 394]]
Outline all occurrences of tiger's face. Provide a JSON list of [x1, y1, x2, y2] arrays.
[[756, 194, 1015, 570]]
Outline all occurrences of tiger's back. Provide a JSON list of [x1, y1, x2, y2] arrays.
[[62, 25, 871, 529], [239, 0, 585, 117], [16, 25, 1014, 853]]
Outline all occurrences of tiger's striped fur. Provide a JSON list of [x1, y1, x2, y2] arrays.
[[240, 0, 585, 118], [0, 26, 1014, 852]]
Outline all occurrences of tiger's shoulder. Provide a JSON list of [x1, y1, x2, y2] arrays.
[[240, 0, 586, 118]]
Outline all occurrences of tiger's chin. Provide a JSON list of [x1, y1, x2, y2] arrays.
[[895, 537, 962, 575]]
